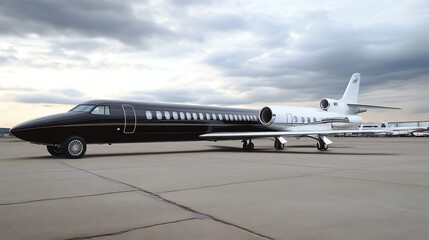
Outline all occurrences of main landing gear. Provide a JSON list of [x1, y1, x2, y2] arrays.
[[274, 137, 287, 150], [242, 139, 254, 150], [316, 136, 330, 151]]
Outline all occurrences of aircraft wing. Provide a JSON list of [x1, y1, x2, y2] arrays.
[[200, 129, 390, 140]]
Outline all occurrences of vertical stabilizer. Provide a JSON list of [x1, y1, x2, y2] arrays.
[[340, 73, 360, 103]]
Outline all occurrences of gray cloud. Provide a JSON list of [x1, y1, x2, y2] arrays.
[[0, 53, 17, 65], [1, 0, 429, 118], [165, 0, 217, 7], [15, 88, 86, 105], [203, 9, 429, 101], [123, 85, 318, 107], [0, 0, 171, 47], [16, 94, 80, 105]]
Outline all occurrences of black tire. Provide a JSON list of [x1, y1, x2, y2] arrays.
[[63, 136, 87, 159], [274, 140, 280, 150], [47, 145, 63, 157], [274, 140, 284, 150], [317, 141, 328, 151], [248, 142, 254, 150], [242, 141, 248, 150]]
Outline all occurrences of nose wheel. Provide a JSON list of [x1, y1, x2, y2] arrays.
[[242, 140, 254, 150]]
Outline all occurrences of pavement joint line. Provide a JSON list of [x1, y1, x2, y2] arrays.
[[158, 167, 358, 194], [0, 189, 138, 206], [158, 174, 315, 194], [319, 174, 429, 191], [64, 218, 197, 240], [326, 196, 429, 215], [59, 160, 275, 240], [159, 160, 429, 194]]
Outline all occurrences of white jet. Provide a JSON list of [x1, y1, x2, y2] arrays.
[[201, 73, 400, 150]]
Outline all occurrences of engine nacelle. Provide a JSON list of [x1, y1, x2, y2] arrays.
[[320, 98, 352, 114], [320, 98, 334, 111], [259, 106, 291, 130]]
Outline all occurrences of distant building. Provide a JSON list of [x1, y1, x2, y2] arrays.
[[0, 128, 11, 137], [361, 120, 429, 137], [388, 120, 429, 129]]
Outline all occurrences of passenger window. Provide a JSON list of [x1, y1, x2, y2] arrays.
[[293, 116, 298, 123], [173, 112, 178, 120], [301, 117, 305, 123], [238, 115, 242, 121], [206, 113, 210, 120], [180, 112, 185, 120], [212, 113, 217, 120], [192, 113, 198, 120], [186, 112, 192, 120], [234, 115, 238, 121], [105, 106, 110, 115], [307, 117, 311, 123], [218, 114, 223, 120], [225, 114, 229, 121], [156, 111, 162, 120], [229, 114, 233, 120], [246, 115, 250, 121], [165, 111, 171, 120], [199, 113, 204, 120], [146, 111, 152, 120], [313, 117, 316, 122]]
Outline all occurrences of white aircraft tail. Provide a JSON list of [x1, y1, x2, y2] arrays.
[[320, 73, 400, 115], [340, 73, 360, 104]]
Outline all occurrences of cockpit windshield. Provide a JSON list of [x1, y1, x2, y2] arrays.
[[70, 104, 95, 112]]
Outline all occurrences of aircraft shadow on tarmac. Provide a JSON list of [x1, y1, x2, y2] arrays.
[[210, 145, 397, 156], [14, 144, 397, 160]]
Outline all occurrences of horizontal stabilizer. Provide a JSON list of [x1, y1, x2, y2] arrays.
[[347, 103, 401, 110]]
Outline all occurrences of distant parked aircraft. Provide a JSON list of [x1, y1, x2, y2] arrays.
[[412, 131, 429, 137], [11, 73, 398, 158], [373, 121, 427, 136]]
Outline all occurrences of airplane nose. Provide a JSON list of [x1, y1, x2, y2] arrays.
[[9, 126, 22, 139], [9, 124, 31, 141]]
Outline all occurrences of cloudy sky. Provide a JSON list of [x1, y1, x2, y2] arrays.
[[1, 0, 429, 127]]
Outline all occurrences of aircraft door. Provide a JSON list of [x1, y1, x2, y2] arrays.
[[122, 104, 136, 134], [286, 113, 293, 126]]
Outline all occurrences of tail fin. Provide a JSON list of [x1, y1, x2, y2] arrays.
[[343, 73, 401, 111], [340, 73, 360, 103]]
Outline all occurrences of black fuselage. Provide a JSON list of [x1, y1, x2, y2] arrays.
[[11, 100, 265, 145]]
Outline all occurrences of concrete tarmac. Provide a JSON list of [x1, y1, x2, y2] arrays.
[[1, 137, 429, 240]]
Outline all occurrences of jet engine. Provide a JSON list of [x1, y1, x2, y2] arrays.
[[319, 98, 357, 114], [320, 98, 334, 111], [259, 106, 290, 130]]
